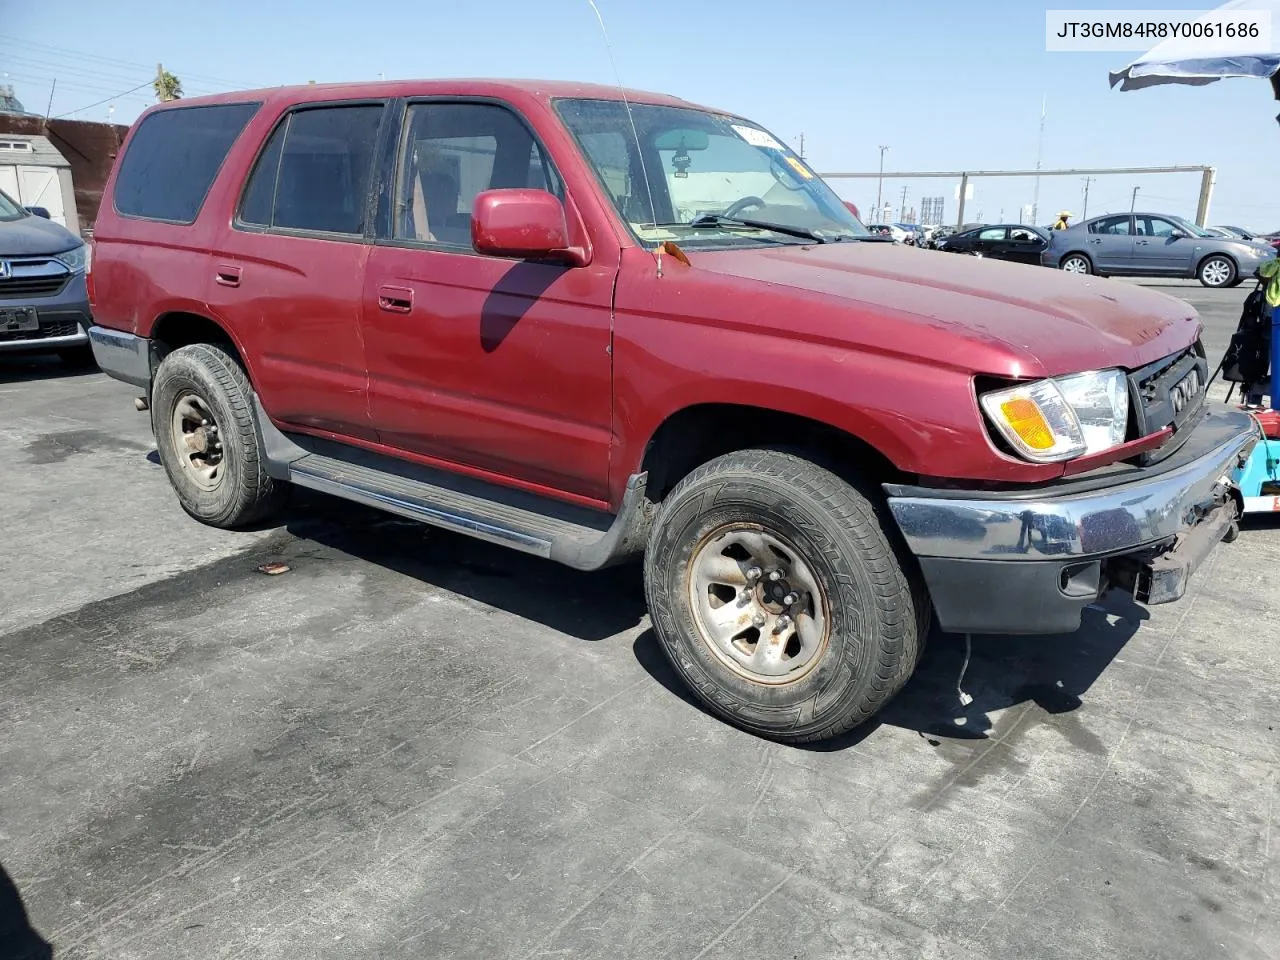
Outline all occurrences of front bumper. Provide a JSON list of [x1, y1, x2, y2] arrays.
[[885, 408, 1259, 634], [0, 272, 91, 353]]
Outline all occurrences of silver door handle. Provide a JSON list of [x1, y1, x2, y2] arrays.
[[1135, 240, 1150, 245]]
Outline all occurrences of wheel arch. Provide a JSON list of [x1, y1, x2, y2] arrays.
[[638, 402, 906, 504], [148, 310, 254, 384], [1196, 250, 1237, 280]]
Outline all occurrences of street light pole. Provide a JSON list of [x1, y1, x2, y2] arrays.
[[1081, 176, 1094, 219], [1130, 186, 1140, 212], [875, 145, 889, 223]]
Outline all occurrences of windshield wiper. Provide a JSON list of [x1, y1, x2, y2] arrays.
[[688, 214, 827, 244]]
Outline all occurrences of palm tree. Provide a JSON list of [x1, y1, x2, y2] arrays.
[[153, 66, 183, 103]]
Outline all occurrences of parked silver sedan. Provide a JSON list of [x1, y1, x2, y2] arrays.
[[1041, 211, 1276, 287]]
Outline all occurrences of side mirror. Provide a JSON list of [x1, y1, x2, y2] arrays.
[[1171, 229, 1186, 239], [24, 205, 51, 219], [471, 189, 585, 265]]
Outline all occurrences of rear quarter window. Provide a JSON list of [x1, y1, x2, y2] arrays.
[[113, 102, 260, 223]]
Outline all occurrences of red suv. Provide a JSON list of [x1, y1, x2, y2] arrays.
[[88, 80, 1258, 743]]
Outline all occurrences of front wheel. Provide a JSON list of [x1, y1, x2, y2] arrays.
[[1198, 254, 1236, 288], [643, 449, 929, 743], [1061, 253, 1092, 275]]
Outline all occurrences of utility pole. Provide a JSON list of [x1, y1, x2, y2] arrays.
[[899, 185, 909, 222], [1130, 186, 1140, 212], [1081, 176, 1095, 219], [875, 145, 889, 223], [1031, 96, 1046, 225], [44, 78, 55, 122]]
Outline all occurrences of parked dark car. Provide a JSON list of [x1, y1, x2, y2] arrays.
[[1042, 211, 1276, 287], [936, 223, 1049, 264], [0, 186, 94, 364]]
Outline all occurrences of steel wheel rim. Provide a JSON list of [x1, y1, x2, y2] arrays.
[[170, 392, 225, 492], [1063, 256, 1088, 274], [686, 524, 831, 685], [1202, 258, 1231, 286]]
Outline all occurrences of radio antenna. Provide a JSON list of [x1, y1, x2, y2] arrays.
[[586, 0, 664, 274]]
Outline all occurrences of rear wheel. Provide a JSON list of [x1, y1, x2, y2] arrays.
[[644, 448, 929, 743], [151, 343, 283, 528], [1198, 254, 1236, 288], [1061, 253, 1092, 275]]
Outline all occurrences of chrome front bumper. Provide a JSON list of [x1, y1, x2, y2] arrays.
[[884, 408, 1260, 634]]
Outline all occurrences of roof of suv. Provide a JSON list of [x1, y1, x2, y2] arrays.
[[144, 78, 708, 115]]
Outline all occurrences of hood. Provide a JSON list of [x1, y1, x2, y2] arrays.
[[0, 214, 82, 257], [691, 241, 1200, 377]]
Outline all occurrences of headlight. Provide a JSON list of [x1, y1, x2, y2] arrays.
[[55, 242, 89, 273], [979, 369, 1128, 463]]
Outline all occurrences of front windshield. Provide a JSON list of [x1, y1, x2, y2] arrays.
[[0, 188, 24, 222], [554, 98, 869, 247], [1171, 215, 1212, 238]]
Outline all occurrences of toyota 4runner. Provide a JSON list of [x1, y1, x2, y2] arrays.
[[87, 80, 1259, 743]]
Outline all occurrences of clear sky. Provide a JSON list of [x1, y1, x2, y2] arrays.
[[4, 0, 1278, 229]]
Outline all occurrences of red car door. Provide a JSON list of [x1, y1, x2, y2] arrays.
[[205, 101, 387, 441], [360, 100, 615, 503]]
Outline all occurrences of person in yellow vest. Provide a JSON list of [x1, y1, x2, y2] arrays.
[[1052, 210, 1072, 230]]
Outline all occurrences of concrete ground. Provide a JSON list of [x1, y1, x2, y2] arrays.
[[2, 282, 1278, 960]]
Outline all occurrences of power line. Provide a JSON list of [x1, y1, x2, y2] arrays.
[[0, 33, 256, 89], [2, 55, 224, 99], [52, 80, 154, 119], [2, 71, 154, 103]]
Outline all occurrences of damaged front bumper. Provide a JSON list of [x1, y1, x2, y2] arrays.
[[883, 408, 1260, 635]]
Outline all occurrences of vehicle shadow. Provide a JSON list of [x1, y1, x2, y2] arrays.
[[0, 864, 53, 960], [632, 595, 1144, 750], [279, 490, 1150, 748], [280, 493, 648, 643], [0, 354, 100, 384]]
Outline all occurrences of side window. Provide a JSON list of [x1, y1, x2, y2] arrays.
[[114, 103, 259, 223], [978, 227, 1006, 241], [1090, 215, 1131, 236], [1141, 217, 1177, 238], [394, 102, 562, 246], [238, 104, 383, 236], [239, 123, 285, 226]]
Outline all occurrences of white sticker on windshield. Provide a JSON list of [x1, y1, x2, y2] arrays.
[[731, 124, 784, 151]]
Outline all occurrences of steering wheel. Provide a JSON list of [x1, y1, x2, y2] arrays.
[[723, 196, 766, 219]]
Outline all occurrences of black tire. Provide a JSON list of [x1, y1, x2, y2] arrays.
[[58, 345, 97, 369], [643, 448, 929, 744], [1060, 253, 1092, 275], [151, 343, 282, 528], [1198, 254, 1236, 288]]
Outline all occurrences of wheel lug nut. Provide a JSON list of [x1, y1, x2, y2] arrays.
[[767, 569, 783, 582], [783, 592, 799, 606], [774, 614, 792, 633], [737, 591, 752, 607], [751, 612, 767, 628], [200, 419, 209, 426], [746, 566, 762, 581]]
